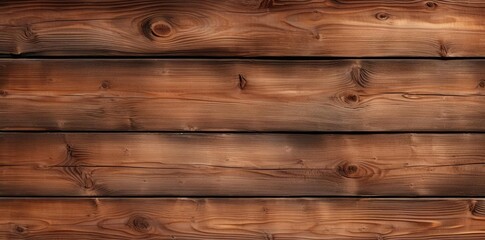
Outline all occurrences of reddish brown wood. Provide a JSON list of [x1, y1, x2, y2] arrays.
[[1, 198, 485, 239], [0, 0, 484, 56], [1, 133, 484, 196], [1, 59, 484, 131]]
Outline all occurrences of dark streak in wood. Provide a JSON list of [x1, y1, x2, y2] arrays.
[[238, 74, 248, 90]]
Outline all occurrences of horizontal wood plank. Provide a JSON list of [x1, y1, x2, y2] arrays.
[[1, 133, 484, 196], [1, 59, 484, 131], [0, 0, 484, 56], [1, 198, 485, 239]]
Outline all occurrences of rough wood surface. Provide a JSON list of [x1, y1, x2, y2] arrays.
[[0, 0, 484, 56], [1, 198, 485, 239], [1, 133, 484, 196], [1, 59, 484, 131]]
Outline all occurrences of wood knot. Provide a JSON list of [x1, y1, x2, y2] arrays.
[[82, 173, 95, 189], [238, 74, 247, 90], [469, 200, 477, 213], [337, 162, 360, 178], [18, 24, 38, 43], [345, 93, 359, 104], [375, 12, 390, 21], [336, 91, 361, 108], [100, 80, 111, 90], [478, 79, 485, 88], [127, 215, 152, 233], [0, 90, 7, 97], [141, 18, 173, 40], [438, 41, 450, 57], [13, 225, 27, 234], [150, 22, 172, 38], [425, 1, 437, 9]]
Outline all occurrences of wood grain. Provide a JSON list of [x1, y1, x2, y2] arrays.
[[1, 198, 485, 239], [1, 133, 484, 196], [1, 59, 484, 131], [0, 0, 484, 56], [0, 60, 485, 131]]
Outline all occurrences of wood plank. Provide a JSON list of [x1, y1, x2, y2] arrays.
[[1, 133, 484, 196], [1, 59, 484, 131], [0, 0, 484, 56], [1, 198, 484, 239]]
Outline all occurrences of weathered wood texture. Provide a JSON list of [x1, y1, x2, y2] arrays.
[[1, 133, 484, 196], [1, 198, 485, 239], [0, 0, 484, 56], [1, 59, 484, 131]]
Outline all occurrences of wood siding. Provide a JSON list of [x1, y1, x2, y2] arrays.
[[0, 133, 484, 196], [0, 0, 484, 56], [1, 198, 485, 239], [1, 1, 484, 239], [0, 59, 484, 131]]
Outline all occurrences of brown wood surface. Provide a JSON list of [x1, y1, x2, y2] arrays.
[[1, 59, 484, 131], [1, 198, 485, 239], [0, 0, 484, 56], [1, 133, 484, 196]]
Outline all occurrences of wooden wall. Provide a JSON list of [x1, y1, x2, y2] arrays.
[[0, 0, 484, 239]]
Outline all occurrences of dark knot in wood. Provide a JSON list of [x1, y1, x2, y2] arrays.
[[0, 90, 7, 97], [128, 215, 151, 233], [345, 94, 359, 103], [478, 79, 485, 88], [336, 91, 361, 108], [141, 17, 173, 40], [426, 1, 437, 9], [438, 42, 450, 57], [375, 12, 390, 21], [337, 162, 360, 178], [345, 93, 359, 104], [18, 24, 38, 44], [14, 225, 27, 234], [100, 80, 111, 90]]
